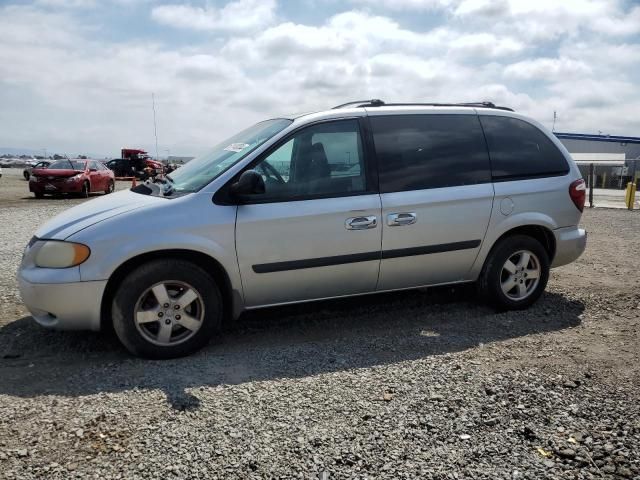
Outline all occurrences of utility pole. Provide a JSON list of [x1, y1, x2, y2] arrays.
[[552, 111, 557, 132]]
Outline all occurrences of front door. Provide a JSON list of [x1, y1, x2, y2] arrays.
[[235, 118, 382, 307], [368, 112, 494, 290]]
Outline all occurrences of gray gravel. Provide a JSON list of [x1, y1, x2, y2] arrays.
[[1, 168, 639, 479]]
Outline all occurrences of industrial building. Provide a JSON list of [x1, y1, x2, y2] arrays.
[[555, 132, 640, 189]]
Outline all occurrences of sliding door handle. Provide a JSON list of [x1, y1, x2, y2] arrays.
[[345, 216, 378, 230], [388, 212, 417, 226]]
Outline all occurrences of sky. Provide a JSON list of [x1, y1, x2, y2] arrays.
[[0, 0, 639, 158]]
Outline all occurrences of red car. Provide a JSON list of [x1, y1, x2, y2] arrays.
[[29, 159, 115, 198]]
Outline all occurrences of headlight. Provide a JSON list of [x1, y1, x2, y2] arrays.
[[34, 240, 91, 268], [67, 174, 82, 182]]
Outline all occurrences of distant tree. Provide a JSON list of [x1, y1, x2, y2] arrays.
[[53, 154, 64, 160], [78, 155, 87, 159]]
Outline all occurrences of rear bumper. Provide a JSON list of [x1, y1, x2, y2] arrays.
[[551, 226, 586, 268], [18, 274, 106, 331]]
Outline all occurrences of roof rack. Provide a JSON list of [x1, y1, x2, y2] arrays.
[[331, 99, 514, 112], [332, 99, 385, 109]]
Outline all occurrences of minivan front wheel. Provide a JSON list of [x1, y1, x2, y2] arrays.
[[112, 259, 222, 358], [479, 235, 549, 310]]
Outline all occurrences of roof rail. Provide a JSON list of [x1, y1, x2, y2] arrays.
[[332, 99, 385, 109], [332, 100, 514, 112]]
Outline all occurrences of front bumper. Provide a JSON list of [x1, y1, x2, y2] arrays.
[[18, 274, 107, 331], [551, 226, 586, 268], [29, 180, 83, 194]]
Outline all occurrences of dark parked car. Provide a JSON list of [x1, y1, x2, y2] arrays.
[[23, 161, 51, 180], [30, 159, 115, 198]]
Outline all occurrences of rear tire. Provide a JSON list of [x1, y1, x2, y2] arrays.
[[479, 235, 549, 310], [34, 192, 44, 199], [112, 259, 223, 359]]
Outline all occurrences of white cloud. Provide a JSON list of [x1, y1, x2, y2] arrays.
[[504, 58, 593, 81], [0, 0, 639, 156], [351, 0, 454, 10], [151, 0, 276, 32]]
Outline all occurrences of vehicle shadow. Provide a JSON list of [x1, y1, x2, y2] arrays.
[[0, 286, 584, 410]]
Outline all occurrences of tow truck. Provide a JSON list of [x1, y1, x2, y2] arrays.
[[105, 149, 164, 179]]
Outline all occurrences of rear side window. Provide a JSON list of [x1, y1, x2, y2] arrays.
[[371, 114, 491, 193], [479, 115, 569, 181]]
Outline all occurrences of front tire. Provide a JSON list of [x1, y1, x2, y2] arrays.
[[80, 181, 89, 198], [112, 259, 222, 359], [479, 235, 549, 310], [104, 179, 114, 194]]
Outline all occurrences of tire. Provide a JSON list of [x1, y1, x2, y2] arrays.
[[24, 171, 30, 180], [81, 181, 89, 198], [34, 192, 44, 199], [112, 259, 223, 359], [104, 179, 114, 194], [479, 234, 549, 310]]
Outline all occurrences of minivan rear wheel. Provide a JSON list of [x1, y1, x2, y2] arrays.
[[112, 259, 222, 359], [479, 235, 549, 310]]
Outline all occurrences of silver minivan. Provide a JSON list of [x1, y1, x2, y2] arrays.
[[18, 101, 587, 358]]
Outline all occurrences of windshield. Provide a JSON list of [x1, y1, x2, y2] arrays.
[[47, 160, 85, 170], [164, 118, 292, 194]]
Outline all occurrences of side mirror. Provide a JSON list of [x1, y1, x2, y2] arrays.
[[230, 170, 265, 201]]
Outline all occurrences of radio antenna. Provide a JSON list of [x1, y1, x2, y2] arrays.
[[152, 92, 160, 161]]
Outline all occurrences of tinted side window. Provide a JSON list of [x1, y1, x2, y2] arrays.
[[479, 115, 569, 180], [371, 114, 491, 193]]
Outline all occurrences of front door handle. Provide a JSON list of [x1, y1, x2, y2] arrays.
[[345, 215, 378, 230], [388, 212, 417, 226]]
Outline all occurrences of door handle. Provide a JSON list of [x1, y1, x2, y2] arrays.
[[345, 216, 378, 230], [388, 212, 417, 226]]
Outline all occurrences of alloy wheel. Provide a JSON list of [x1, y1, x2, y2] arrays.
[[500, 250, 541, 300], [134, 281, 205, 346]]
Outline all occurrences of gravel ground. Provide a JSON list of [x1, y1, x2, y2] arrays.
[[0, 168, 639, 479]]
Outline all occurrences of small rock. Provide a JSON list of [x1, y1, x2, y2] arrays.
[[603, 443, 614, 453], [459, 434, 471, 440], [484, 417, 499, 426], [602, 465, 616, 474], [16, 449, 28, 458], [75, 428, 84, 438], [544, 460, 555, 468], [522, 426, 536, 440], [557, 448, 576, 459], [617, 467, 633, 478], [563, 380, 579, 389]]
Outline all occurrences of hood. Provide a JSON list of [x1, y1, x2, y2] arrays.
[[35, 189, 164, 240]]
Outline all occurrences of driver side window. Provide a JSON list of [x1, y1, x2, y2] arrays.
[[253, 119, 367, 201]]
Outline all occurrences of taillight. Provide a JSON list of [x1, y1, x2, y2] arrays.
[[569, 179, 586, 212]]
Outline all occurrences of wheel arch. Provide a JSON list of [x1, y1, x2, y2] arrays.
[[100, 249, 235, 331], [490, 225, 556, 262]]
